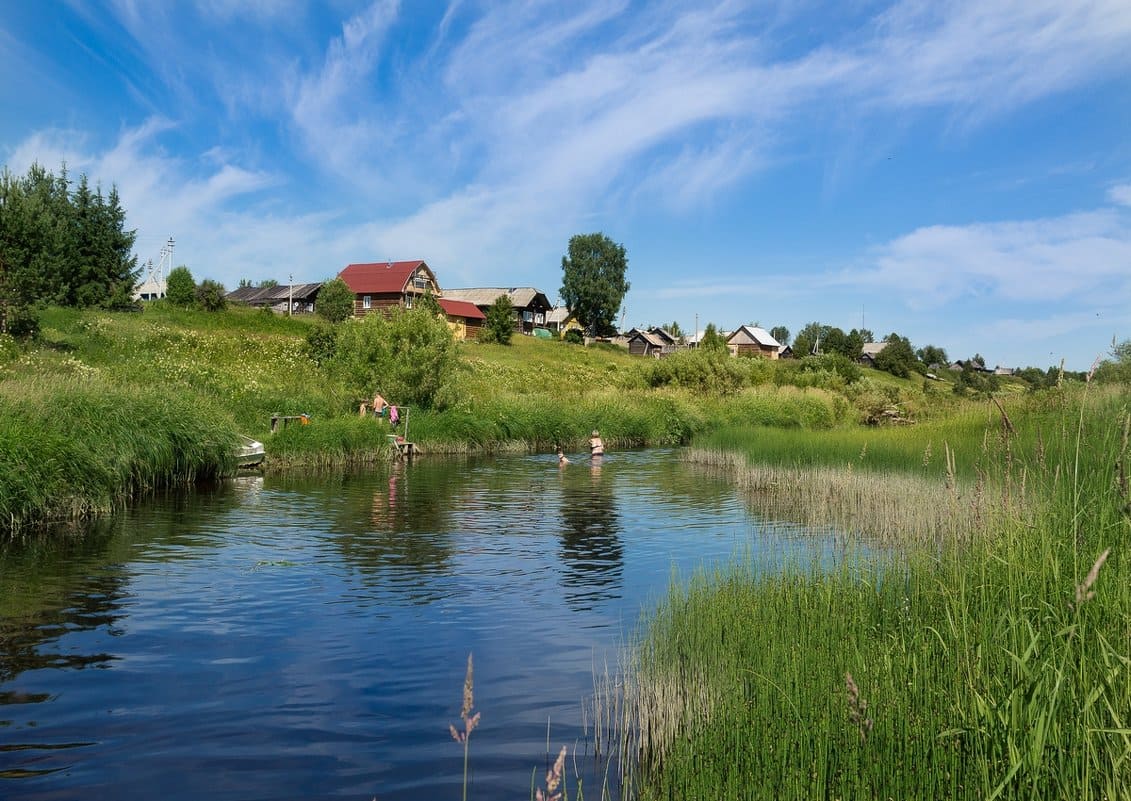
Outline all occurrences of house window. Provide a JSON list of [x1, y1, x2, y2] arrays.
[[363, 295, 371, 309]]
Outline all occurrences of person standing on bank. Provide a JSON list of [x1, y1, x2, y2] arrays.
[[589, 429, 605, 457]]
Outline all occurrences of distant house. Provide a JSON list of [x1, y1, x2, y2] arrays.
[[545, 306, 582, 335], [778, 344, 794, 359], [337, 260, 441, 317], [726, 325, 781, 359], [226, 282, 323, 314], [626, 328, 667, 357], [437, 298, 486, 341], [859, 341, 888, 367], [647, 327, 681, 349], [993, 366, 1015, 376], [441, 287, 552, 335]]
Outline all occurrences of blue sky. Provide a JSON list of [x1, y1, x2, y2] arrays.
[[2, 1, 1129, 370]]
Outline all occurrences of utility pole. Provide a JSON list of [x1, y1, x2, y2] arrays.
[[289, 273, 293, 316]]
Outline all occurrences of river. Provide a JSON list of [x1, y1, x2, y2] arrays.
[[0, 449, 844, 800]]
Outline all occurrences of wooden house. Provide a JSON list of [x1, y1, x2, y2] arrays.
[[726, 325, 781, 359], [337, 260, 441, 317], [437, 298, 486, 341], [441, 287, 552, 335], [626, 328, 667, 357], [226, 282, 324, 314], [546, 306, 582, 335], [859, 341, 888, 367], [647, 327, 681, 349]]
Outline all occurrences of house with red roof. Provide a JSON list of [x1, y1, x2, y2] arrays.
[[437, 298, 486, 340], [337, 260, 441, 317]]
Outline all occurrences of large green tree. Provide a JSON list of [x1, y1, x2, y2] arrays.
[[0, 163, 137, 314], [769, 325, 790, 347], [559, 232, 629, 336], [316, 277, 356, 323], [873, 332, 918, 378]]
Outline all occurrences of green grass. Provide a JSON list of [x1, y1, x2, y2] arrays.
[[605, 387, 1131, 800]]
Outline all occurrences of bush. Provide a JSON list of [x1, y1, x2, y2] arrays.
[[563, 329, 584, 345], [195, 279, 227, 312], [316, 278, 355, 323], [331, 306, 458, 409], [642, 349, 748, 395], [305, 322, 338, 366], [166, 265, 195, 307], [481, 294, 514, 345]]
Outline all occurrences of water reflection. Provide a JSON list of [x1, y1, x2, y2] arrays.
[[557, 456, 623, 610], [0, 449, 849, 801]]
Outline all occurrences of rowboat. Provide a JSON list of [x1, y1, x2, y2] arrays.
[[236, 436, 266, 468]]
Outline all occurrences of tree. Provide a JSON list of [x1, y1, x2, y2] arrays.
[[666, 321, 685, 339], [559, 232, 629, 336], [1094, 338, 1131, 384], [699, 323, 728, 354], [259, 279, 278, 288], [873, 332, 917, 378], [769, 326, 790, 347], [166, 265, 196, 306], [482, 293, 515, 345], [916, 345, 948, 367], [195, 279, 227, 312], [792, 322, 826, 358], [316, 278, 355, 323]]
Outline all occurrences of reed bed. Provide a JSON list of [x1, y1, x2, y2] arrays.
[[0, 374, 239, 533], [599, 388, 1130, 800]]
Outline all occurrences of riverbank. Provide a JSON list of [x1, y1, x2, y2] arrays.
[[2, 304, 874, 534], [611, 386, 1130, 800]]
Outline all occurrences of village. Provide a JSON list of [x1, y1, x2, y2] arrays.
[[217, 258, 1017, 376]]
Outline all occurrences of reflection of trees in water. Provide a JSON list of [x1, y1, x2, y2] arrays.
[[558, 461, 623, 610], [0, 520, 129, 728], [308, 460, 466, 586]]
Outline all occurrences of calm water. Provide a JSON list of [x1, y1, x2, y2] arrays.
[[0, 449, 842, 800]]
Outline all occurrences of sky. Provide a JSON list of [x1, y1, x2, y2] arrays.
[[2, 1, 1130, 370]]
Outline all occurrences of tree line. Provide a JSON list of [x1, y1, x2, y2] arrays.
[[0, 163, 139, 336]]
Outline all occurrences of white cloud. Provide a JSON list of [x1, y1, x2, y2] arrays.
[[848, 209, 1131, 306], [1109, 184, 1131, 207]]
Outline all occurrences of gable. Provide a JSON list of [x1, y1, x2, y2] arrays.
[[338, 260, 438, 294]]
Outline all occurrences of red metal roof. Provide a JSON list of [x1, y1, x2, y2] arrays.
[[338, 260, 432, 294], [437, 298, 486, 320]]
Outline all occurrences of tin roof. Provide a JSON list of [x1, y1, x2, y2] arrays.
[[339, 261, 435, 294], [437, 298, 486, 320]]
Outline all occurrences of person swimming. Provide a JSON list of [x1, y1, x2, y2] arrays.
[[557, 447, 570, 465], [588, 429, 604, 457]]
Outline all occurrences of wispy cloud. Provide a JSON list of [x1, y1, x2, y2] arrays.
[[844, 206, 1131, 308], [1109, 184, 1131, 207]]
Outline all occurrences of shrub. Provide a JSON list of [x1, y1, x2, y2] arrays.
[[316, 278, 355, 323], [166, 265, 195, 307], [481, 294, 514, 345], [195, 279, 227, 311], [563, 329, 584, 345], [642, 349, 747, 395], [331, 305, 458, 409], [305, 322, 338, 366]]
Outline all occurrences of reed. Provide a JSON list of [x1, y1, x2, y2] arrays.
[[605, 386, 1130, 800], [0, 374, 238, 533]]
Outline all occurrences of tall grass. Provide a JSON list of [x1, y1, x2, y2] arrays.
[[602, 387, 1130, 800], [0, 374, 239, 533]]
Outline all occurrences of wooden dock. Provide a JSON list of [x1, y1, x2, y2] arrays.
[[387, 434, 415, 458]]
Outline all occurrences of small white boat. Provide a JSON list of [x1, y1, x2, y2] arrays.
[[236, 436, 266, 468]]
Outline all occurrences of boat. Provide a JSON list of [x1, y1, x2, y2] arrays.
[[236, 436, 266, 468]]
